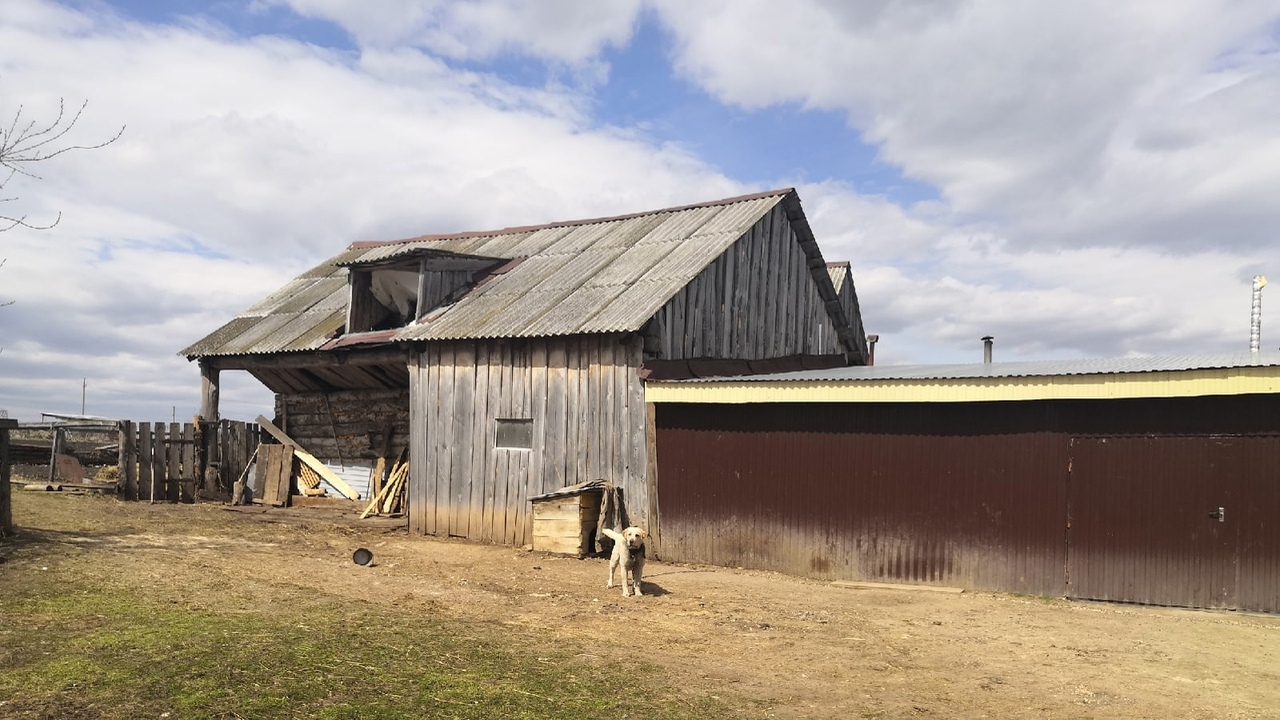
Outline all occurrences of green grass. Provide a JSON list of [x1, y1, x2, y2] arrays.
[[0, 541, 734, 719]]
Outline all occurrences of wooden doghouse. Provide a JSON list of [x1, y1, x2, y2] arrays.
[[529, 480, 614, 557]]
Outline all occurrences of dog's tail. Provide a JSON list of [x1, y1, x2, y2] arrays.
[[600, 527, 623, 543]]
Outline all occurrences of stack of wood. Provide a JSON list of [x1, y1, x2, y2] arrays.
[[296, 464, 328, 497], [361, 458, 408, 519]]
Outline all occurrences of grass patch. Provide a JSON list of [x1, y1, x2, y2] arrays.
[[0, 524, 736, 719]]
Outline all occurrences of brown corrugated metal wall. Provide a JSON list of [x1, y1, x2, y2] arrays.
[[656, 402, 1071, 596], [654, 395, 1280, 611], [1068, 434, 1280, 611]]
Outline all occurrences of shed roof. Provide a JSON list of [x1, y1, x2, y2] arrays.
[[184, 188, 843, 358], [645, 352, 1280, 404]]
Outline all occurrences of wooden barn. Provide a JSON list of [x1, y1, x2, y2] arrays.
[[183, 188, 868, 544], [645, 353, 1280, 613]]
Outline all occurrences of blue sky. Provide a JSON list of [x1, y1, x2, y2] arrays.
[[1, 0, 1278, 421]]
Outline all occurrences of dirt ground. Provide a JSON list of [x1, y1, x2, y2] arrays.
[[5, 491, 1279, 719]]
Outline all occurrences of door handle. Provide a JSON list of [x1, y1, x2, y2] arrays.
[[1208, 507, 1225, 522]]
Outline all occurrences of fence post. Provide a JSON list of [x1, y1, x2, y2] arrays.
[[117, 421, 135, 500], [1, 418, 16, 537]]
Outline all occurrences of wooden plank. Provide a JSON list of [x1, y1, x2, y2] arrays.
[[407, 363, 423, 534], [165, 422, 180, 502], [136, 424, 151, 502], [758, 211, 777, 356], [430, 346, 448, 534], [529, 340, 548, 495], [261, 444, 280, 506], [118, 421, 136, 501], [253, 440, 267, 501], [585, 335, 603, 479], [181, 422, 196, 502], [271, 444, 293, 506], [545, 339, 568, 494], [417, 350, 434, 531], [254, 414, 359, 500], [480, 341, 502, 542], [611, 340, 628, 494], [532, 497, 581, 522], [468, 341, 489, 540], [262, 444, 281, 506], [150, 423, 167, 503], [532, 516, 585, 537], [510, 341, 531, 546], [450, 341, 476, 538], [644, 402, 662, 559]]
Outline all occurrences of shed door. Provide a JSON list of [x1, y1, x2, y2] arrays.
[[1067, 436, 1238, 609]]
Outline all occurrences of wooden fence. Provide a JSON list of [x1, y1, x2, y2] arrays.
[[116, 419, 260, 502]]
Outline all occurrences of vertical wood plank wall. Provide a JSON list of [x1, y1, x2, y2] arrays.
[[409, 334, 646, 546], [653, 204, 843, 360], [118, 420, 259, 502]]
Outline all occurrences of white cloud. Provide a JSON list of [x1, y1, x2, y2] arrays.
[[274, 0, 642, 65], [653, 0, 1280, 249], [1, 0, 1277, 422], [0, 0, 736, 420]]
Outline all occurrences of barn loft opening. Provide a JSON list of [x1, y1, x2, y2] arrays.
[[340, 250, 510, 333]]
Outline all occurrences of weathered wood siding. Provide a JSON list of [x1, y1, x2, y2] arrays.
[[275, 389, 410, 463], [409, 334, 647, 546], [651, 204, 843, 360]]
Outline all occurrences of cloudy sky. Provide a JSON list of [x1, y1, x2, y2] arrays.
[[1, 0, 1277, 422]]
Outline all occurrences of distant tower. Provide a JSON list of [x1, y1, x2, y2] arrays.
[[1250, 275, 1267, 353]]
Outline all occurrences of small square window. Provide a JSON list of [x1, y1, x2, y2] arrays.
[[495, 418, 533, 450]]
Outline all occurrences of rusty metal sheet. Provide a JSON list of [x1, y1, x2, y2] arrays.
[[1068, 434, 1280, 611], [655, 401, 1069, 595]]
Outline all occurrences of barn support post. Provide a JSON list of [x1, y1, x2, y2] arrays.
[[1, 418, 17, 537], [197, 360, 221, 496]]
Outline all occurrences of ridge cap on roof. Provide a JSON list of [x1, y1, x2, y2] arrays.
[[347, 187, 796, 250]]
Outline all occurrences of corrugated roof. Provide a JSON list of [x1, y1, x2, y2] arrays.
[[675, 352, 1280, 383], [645, 352, 1280, 405], [184, 188, 832, 357]]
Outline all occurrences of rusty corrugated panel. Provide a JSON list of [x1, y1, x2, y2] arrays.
[[655, 401, 1069, 594], [1068, 434, 1280, 612], [1236, 435, 1280, 613]]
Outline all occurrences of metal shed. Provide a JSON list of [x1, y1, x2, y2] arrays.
[[645, 353, 1280, 612]]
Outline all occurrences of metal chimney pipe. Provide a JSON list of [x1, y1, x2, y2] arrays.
[[866, 334, 879, 366], [982, 335, 994, 364]]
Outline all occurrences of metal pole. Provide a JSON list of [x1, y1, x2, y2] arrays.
[[1250, 276, 1266, 352]]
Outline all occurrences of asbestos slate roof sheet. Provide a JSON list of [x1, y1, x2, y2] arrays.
[[183, 189, 798, 357]]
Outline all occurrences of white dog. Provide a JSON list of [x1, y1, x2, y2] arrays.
[[602, 526, 647, 597]]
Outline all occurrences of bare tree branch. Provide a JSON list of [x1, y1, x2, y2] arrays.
[[0, 96, 125, 232], [0, 99, 125, 180]]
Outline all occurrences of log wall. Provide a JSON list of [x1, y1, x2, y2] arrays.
[[275, 389, 411, 464], [408, 334, 647, 546]]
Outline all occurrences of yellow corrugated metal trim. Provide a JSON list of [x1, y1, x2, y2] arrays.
[[644, 366, 1280, 404]]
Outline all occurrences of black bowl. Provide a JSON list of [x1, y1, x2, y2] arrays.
[[352, 548, 374, 566]]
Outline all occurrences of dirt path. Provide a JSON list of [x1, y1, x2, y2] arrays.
[[6, 493, 1279, 718]]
